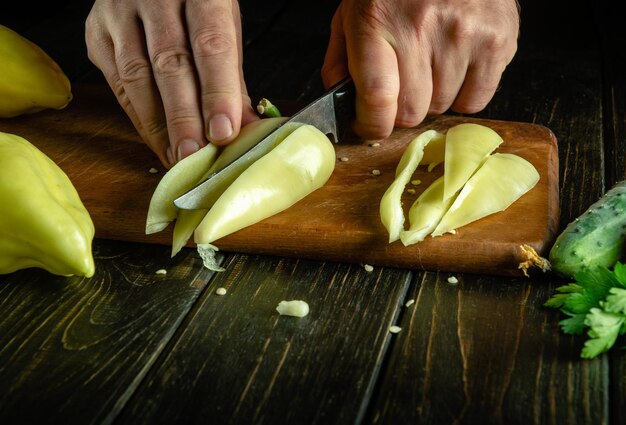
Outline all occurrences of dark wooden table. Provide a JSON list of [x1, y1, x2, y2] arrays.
[[1, 1, 624, 424]]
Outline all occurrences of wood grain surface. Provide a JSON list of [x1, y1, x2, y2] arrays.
[[0, 84, 559, 276], [0, 0, 621, 425]]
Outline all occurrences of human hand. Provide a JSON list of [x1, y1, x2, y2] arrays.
[[321, 0, 520, 140], [85, 0, 258, 167]]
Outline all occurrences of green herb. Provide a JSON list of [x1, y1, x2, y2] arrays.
[[545, 261, 626, 358]]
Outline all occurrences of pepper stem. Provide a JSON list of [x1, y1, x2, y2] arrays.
[[257, 98, 282, 118]]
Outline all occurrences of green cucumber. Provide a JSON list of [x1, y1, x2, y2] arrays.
[[549, 180, 626, 277]]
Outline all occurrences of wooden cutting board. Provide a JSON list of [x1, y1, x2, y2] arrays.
[[0, 84, 559, 276]]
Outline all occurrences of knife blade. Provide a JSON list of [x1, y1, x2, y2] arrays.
[[173, 76, 356, 210]]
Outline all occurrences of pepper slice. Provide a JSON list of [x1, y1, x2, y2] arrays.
[[399, 176, 454, 246], [443, 123, 503, 201], [379, 130, 443, 243], [145, 143, 219, 235], [432, 153, 539, 236]]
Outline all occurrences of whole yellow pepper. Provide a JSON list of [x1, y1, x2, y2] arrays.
[[0, 24, 72, 117], [0, 131, 95, 277]]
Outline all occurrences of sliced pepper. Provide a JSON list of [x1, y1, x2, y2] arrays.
[[170, 117, 295, 256], [194, 124, 335, 244], [432, 153, 539, 236], [145, 143, 219, 234], [399, 176, 454, 245], [145, 117, 289, 256], [379, 130, 443, 243], [443, 123, 503, 201]]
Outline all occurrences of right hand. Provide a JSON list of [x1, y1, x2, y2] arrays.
[[321, 0, 520, 141], [85, 0, 258, 168]]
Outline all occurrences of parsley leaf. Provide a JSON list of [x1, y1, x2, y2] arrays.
[[613, 262, 626, 285], [545, 262, 626, 358], [604, 288, 626, 315], [581, 308, 625, 359]]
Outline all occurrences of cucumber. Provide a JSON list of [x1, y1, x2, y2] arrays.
[[549, 180, 626, 277]]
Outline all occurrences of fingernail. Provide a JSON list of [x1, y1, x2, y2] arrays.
[[177, 139, 200, 161], [209, 114, 233, 142]]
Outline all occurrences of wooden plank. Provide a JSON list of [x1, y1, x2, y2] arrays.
[[366, 273, 608, 425], [0, 85, 559, 276], [113, 256, 411, 424], [0, 241, 215, 424]]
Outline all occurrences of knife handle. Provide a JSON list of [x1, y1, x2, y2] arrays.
[[331, 77, 356, 143]]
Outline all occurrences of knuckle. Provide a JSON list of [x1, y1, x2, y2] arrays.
[[355, 0, 393, 30], [143, 117, 168, 137], [358, 76, 398, 109], [482, 30, 511, 56], [446, 15, 516, 57], [192, 28, 236, 58], [448, 19, 478, 45], [428, 102, 449, 115], [84, 13, 98, 41], [452, 97, 489, 114], [151, 48, 193, 76], [200, 87, 239, 106], [395, 108, 426, 127], [396, 97, 428, 127], [166, 110, 198, 128], [117, 54, 153, 84], [84, 23, 108, 64], [428, 93, 453, 115]]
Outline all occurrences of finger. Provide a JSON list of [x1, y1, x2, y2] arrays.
[[140, 1, 206, 163], [394, 40, 433, 128], [187, 0, 242, 146], [321, 4, 349, 89], [234, 6, 259, 127], [451, 59, 504, 114], [88, 8, 172, 167], [451, 16, 518, 114], [428, 45, 469, 115], [347, 33, 399, 140]]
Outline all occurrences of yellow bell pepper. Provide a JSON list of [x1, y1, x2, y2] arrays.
[[0, 131, 95, 277], [0, 24, 72, 117]]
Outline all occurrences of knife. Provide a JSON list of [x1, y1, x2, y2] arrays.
[[173, 76, 356, 210]]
